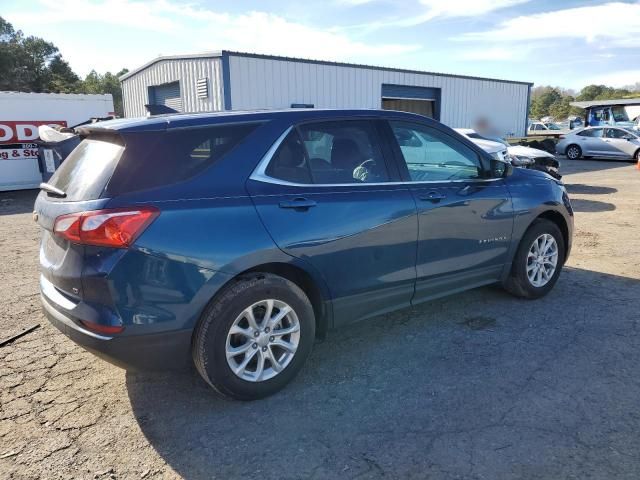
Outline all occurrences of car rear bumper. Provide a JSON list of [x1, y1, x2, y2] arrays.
[[41, 293, 192, 371]]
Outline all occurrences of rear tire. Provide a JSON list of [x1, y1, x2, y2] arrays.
[[565, 144, 582, 160], [192, 273, 315, 400], [503, 219, 565, 299]]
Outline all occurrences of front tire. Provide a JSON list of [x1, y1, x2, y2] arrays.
[[503, 219, 565, 299], [565, 144, 582, 160], [192, 273, 315, 400]]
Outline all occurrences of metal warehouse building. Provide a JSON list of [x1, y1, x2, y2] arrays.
[[120, 50, 532, 136]]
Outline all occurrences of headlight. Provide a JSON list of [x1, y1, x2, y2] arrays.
[[510, 155, 534, 166]]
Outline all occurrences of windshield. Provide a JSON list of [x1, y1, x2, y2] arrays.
[[545, 123, 562, 130], [612, 107, 629, 122]]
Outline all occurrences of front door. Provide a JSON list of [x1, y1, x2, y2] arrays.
[[247, 119, 418, 326], [603, 128, 637, 158], [385, 120, 514, 303]]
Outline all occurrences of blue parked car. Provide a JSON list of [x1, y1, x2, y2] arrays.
[[36, 109, 573, 400]]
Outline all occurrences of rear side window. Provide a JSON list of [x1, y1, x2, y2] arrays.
[[265, 120, 390, 185], [107, 123, 259, 196], [265, 131, 312, 184], [48, 123, 258, 201]]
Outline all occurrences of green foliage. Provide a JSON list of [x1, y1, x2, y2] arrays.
[[530, 87, 562, 119], [80, 69, 129, 116], [0, 16, 127, 116], [576, 84, 634, 101]]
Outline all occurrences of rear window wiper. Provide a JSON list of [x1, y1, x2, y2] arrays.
[[39, 183, 67, 198]]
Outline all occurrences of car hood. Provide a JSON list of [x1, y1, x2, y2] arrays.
[[466, 137, 505, 154], [512, 163, 560, 182], [508, 145, 555, 158]]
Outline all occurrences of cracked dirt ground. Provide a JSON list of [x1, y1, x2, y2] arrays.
[[1, 159, 639, 479]]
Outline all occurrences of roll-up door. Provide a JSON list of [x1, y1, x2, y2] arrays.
[[381, 84, 441, 120], [150, 81, 182, 112]]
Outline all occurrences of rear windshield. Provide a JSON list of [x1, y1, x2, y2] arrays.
[[48, 138, 124, 201], [48, 123, 259, 201]]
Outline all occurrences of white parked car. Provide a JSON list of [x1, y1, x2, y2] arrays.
[[455, 129, 561, 179], [528, 122, 567, 136]]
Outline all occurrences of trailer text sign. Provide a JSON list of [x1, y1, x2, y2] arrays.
[[0, 121, 67, 144]]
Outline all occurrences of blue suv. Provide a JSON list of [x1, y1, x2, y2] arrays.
[[36, 109, 573, 400]]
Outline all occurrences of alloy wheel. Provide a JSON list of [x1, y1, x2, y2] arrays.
[[567, 146, 580, 160], [225, 299, 300, 382], [526, 233, 559, 288]]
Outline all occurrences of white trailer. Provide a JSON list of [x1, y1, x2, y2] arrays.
[[0, 92, 114, 191]]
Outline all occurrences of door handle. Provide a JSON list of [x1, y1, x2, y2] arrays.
[[418, 191, 447, 203], [278, 197, 317, 210]]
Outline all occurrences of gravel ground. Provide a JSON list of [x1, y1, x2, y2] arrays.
[[1, 158, 639, 480]]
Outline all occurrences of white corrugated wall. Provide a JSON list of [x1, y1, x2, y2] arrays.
[[121, 57, 224, 118], [227, 55, 529, 137]]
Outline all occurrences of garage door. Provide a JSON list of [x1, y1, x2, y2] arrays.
[[381, 84, 441, 120], [150, 81, 182, 112]]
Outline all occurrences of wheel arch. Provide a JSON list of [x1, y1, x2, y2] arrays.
[[242, 263, 331, 338], [197, 262, 331, 340], [534, 210, 570, 263]]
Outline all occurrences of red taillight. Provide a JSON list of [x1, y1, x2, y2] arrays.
[[54, 207, 159, 248], [80, 320, 124, 335]]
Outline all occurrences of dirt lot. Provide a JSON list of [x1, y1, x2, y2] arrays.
[[1, 159, 639, 480]]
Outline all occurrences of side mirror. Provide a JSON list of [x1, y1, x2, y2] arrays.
[[491, 159, 513, 178], [624, 135, 635, 141]]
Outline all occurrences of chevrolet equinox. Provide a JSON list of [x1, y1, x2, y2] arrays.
[[36, 109, 573, 400]]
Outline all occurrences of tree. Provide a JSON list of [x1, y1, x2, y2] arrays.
[[577, 84, 633, 101], [48, 55, 81, 93], [549, 96, 576, 120], [530, 87, 563, 119], [81, 69, 128, 116], [0, 16, 129, 115], [0, 16, 70, 92]]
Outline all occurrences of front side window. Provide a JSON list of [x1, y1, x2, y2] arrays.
[[605, 128, 629, 139], [390, 121, 482, 182], [265, 120, 390, 185]]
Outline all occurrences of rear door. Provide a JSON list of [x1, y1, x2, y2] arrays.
[[577, 128, 605, 156], [384, 120, 513, 303], [247, 119, 418, 326]]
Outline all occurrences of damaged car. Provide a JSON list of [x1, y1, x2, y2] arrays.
[[455, 128, 561, 179]]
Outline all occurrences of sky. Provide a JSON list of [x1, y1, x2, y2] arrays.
[[2, 0, 640, 90]]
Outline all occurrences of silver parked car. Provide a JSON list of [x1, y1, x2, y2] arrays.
[[556, 127, 640, 161]]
